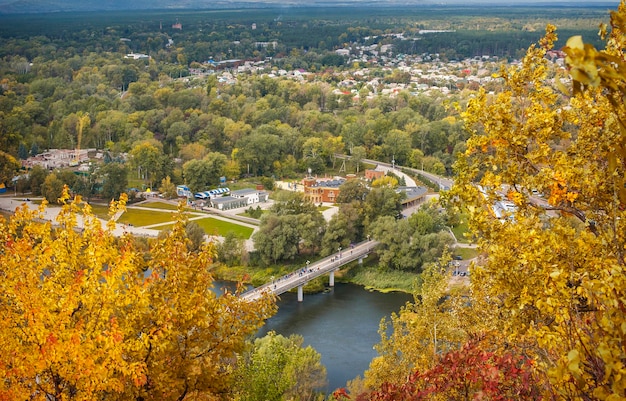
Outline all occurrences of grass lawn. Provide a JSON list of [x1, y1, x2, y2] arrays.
[[86, 203, 114, 220], [193, 217, 254, 239], [159, 217, 254, 239], [117, 208, 180, 227], [137, 201, 181, 211], [339, 261, 418, 293], [454, 247, 479, 260], [127, 178, 149, 191], [449, 214, 471, 243]]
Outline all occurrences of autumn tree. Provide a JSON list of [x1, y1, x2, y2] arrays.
[[447, 6, 626, 399], [369, 334, 541, 401], [0, 150, 20, 187], [362, 258, 476, 390], [0, 189, 275, 400], [158, 175, 178, 199], [40, 173, 64, 204], [129, 140, 167, 190]]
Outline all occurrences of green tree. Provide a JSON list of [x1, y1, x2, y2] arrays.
[[321, 202, 366, 255], [235, 331, 327, 401], [383, 129, 412, 166], [28, 165, 48, 196], [40, 173, 64, 204], [217, 231, 248, 266], [253, 214, 301, 264], [336, 179, 369, 203], [236, 132, 283, 176], [350, 146, 366, 174], [18, 143, 28, 160], [184, 221, 206, 253], [100, 162, 128, 201], [182, 152, 227, 192], [129, 141, 164, 190], [363, 187, 404, 226], [269, 191, 326, 253]]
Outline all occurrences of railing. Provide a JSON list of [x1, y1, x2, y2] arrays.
[[240, 239, 378, 301]]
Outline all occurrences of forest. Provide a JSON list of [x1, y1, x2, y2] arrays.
[[1, 2, 626, 400]]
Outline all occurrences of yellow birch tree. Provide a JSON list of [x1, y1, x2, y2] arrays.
[[0, 189, 275, 401], [447, 3, 626, 399]]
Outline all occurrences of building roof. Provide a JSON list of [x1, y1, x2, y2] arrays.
[[310, 179, 345, 188], [397, 186, 428, 201], [210, 196, 240, 204], [230, 188, 258, 196]]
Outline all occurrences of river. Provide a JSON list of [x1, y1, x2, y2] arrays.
[[256, 283, 413, 393]]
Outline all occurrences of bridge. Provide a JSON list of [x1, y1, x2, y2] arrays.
[[240, 239, 378, 302]]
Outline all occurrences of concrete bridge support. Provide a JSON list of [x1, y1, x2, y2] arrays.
[[297, 285, 303, 302], [329, 270, 335, 287]]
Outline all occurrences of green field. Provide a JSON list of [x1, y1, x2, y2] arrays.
[[340, 261, 419, 293], [86, 203, 114, 220], [161, 217, 254, 239], [450, 214, 471, 244], [453, 247, 479, 260], [193, 218, 254, 239], [117, 208, 180, 227], [137, 201, 182, 211]]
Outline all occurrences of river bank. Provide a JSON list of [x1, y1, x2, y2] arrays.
[[213, 257, 418, 295]]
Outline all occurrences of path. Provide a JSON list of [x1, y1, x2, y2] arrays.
[[241, 239, 378, 302]]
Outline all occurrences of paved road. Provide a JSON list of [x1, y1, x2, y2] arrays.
[[333, 154, 454, 190]]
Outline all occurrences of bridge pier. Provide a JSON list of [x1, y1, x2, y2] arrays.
[[358, 257, 363, 265], [329, 270, 335, 287], [297, 285, 303, 302]]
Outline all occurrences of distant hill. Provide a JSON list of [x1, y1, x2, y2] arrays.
[[0, 0, 616, 14]]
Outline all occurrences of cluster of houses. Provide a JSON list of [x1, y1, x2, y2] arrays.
[[20, 148, 95, 170], [175, 167, 428, 213], [301, 169, 428, 210]]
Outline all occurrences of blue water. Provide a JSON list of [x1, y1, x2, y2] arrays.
[[257, 283, 412, 393]]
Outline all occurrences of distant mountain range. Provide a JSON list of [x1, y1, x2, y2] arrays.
[[0, 0, 616, 14]]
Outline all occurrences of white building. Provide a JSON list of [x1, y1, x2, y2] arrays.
[[230, 188, 269, 205]]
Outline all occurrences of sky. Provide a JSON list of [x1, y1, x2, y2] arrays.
[[0, 0, 618, 14]]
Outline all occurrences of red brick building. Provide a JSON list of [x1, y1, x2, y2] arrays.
[[302, 177, 345, 204], [365, 169, 385, 181]]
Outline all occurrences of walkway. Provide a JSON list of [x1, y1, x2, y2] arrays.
[[241, 239, 378, 302]]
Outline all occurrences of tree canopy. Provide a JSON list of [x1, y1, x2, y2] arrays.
[[354, 3, 626, 400], [445, 10, 626, 401], [0, 190, 275, 400]]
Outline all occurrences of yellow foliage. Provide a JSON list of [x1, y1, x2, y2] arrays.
[[447, 3, 626, 399], [0, 188, 276, 400]]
